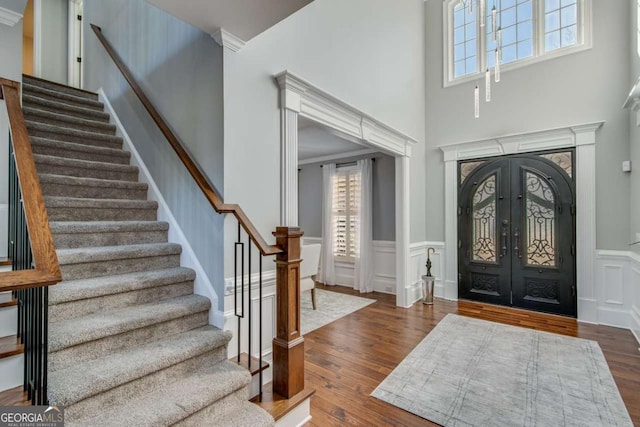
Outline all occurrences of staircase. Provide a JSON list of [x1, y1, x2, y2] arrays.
[[21, 75, 274, 426]]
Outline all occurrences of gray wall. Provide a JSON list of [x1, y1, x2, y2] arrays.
[[631, 0, 640, 252], [298, 153, 396, 241], [83, 0, 225, 309], [0, 17, 25, 258], [425, 0, 631, 250], [222, 0, 427, 277], [39, 0, 68, 84]]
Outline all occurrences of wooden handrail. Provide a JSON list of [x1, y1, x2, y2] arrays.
[[90, 24, 283, 257], [0, 78, 62, 291]]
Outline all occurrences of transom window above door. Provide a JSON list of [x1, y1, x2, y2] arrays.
[[444, 0, 592, 86]]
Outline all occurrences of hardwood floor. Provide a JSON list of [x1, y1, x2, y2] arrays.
[[304, 285, 640, 426]]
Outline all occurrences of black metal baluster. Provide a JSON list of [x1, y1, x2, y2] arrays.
[[235, 222, 245, 363], [248, 238, 252, 372], [258, 255, 263, 402]]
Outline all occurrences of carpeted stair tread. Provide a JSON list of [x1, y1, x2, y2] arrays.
[[48, 294, 211, 353], [50, 220, 169, 248], [23, 83, 104, 110], [31, 137, 131, 165], [189, 397, 276, 427], [24, 107, 116, 134], [23, 94, 110, 122], [40, 174, 147, 192], [34, 154, 139, 181], [69, 362, 271, 427], [49, 267, 194, 305], [49, 326, 231, 407], [45, 196, 157, 210], [39, 173, 148, 200], [23, 75, 99, 100], [26, 121, 123, 149], [50, 220, 169, 236], [56, 242, 181, 266]]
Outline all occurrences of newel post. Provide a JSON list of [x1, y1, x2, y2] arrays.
[[272, 226, 305, 398]]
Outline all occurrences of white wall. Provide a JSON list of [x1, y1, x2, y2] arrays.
[[83, 0, 226, 310], [38, 0, 68, 84], [221, 0, 427, 279], [425, 0, 631, 250], [0, 14, 25, 258]]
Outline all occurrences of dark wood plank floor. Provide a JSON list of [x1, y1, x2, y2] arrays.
[[304, 285, 640, 426]]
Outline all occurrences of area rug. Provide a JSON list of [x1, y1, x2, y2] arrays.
[[372, 314, 633, 427], [300, 289, 375, 335]]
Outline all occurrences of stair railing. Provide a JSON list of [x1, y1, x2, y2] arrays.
[[0, 78, 62, 405], [91, 24, 307, 401]]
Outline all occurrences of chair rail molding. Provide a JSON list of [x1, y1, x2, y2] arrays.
[[438, 122, 604, 323], [275, 70, 418, 308]]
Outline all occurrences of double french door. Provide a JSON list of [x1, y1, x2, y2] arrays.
[[458, 151, 576, 317]]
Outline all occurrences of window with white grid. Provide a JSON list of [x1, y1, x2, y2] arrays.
[[444, 0, 591, 86], [333, 167, 360, 262]]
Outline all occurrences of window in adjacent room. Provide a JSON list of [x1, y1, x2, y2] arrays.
[[333, 167, 360, 262], [444, 0, 591, 86]]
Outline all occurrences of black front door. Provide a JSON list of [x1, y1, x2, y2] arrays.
[[458, 152, 576, 317]]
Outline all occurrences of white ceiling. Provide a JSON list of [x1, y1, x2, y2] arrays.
[[147, 0, 313, 43], [298, 117, 371, 163]]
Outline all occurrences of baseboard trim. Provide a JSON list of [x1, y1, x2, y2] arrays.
[[99, 89, 222, 328]]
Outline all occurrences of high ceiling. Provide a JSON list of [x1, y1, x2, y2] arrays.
[[147, 0, 313, 43], [298, 117, 371, 163]]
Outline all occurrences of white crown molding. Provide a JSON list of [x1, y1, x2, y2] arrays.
[[275, 70, 418, 157], [298, 148, 377, 166], [211, 28, 246, 52], [0, 6, 23, 27], [438, 121, 604, 162]]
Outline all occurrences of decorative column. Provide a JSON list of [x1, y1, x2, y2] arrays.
[[572, 123, 601, 323], [272, 226, 305, 398], [275, 73, 308, 227], [395, 155, 412, 307]]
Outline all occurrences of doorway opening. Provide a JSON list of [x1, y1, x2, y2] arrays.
[[457, 150, 576, 317]]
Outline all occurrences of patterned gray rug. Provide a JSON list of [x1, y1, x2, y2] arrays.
[[372, 314, 633, 427], [300, 289, 375, 335]]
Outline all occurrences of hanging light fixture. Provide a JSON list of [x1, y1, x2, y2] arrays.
[[491, 6, 497, 40], [467, 0, 503, 118], [495, 48, 501, 82], [485, 68, 491, 102]]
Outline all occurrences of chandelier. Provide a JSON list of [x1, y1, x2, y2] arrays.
[[459, 0, 502, 118]]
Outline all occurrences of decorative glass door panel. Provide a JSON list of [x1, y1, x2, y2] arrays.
[[458, 152, 576, 317], [525, 172, 556, 267], [472, 175, 497, 263]]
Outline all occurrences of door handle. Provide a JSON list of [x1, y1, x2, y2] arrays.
[[514, 226, 521, 259], [501, 220, 508, 257]]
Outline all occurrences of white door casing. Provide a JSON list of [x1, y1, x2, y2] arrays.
[[275, 70, 418, 307], [438, 122, 603, 323]]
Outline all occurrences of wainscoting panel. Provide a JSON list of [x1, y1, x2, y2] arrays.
[[631, 257, 640, 345], [595, 251, 639, 342], [302, 238, 400, 294]]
